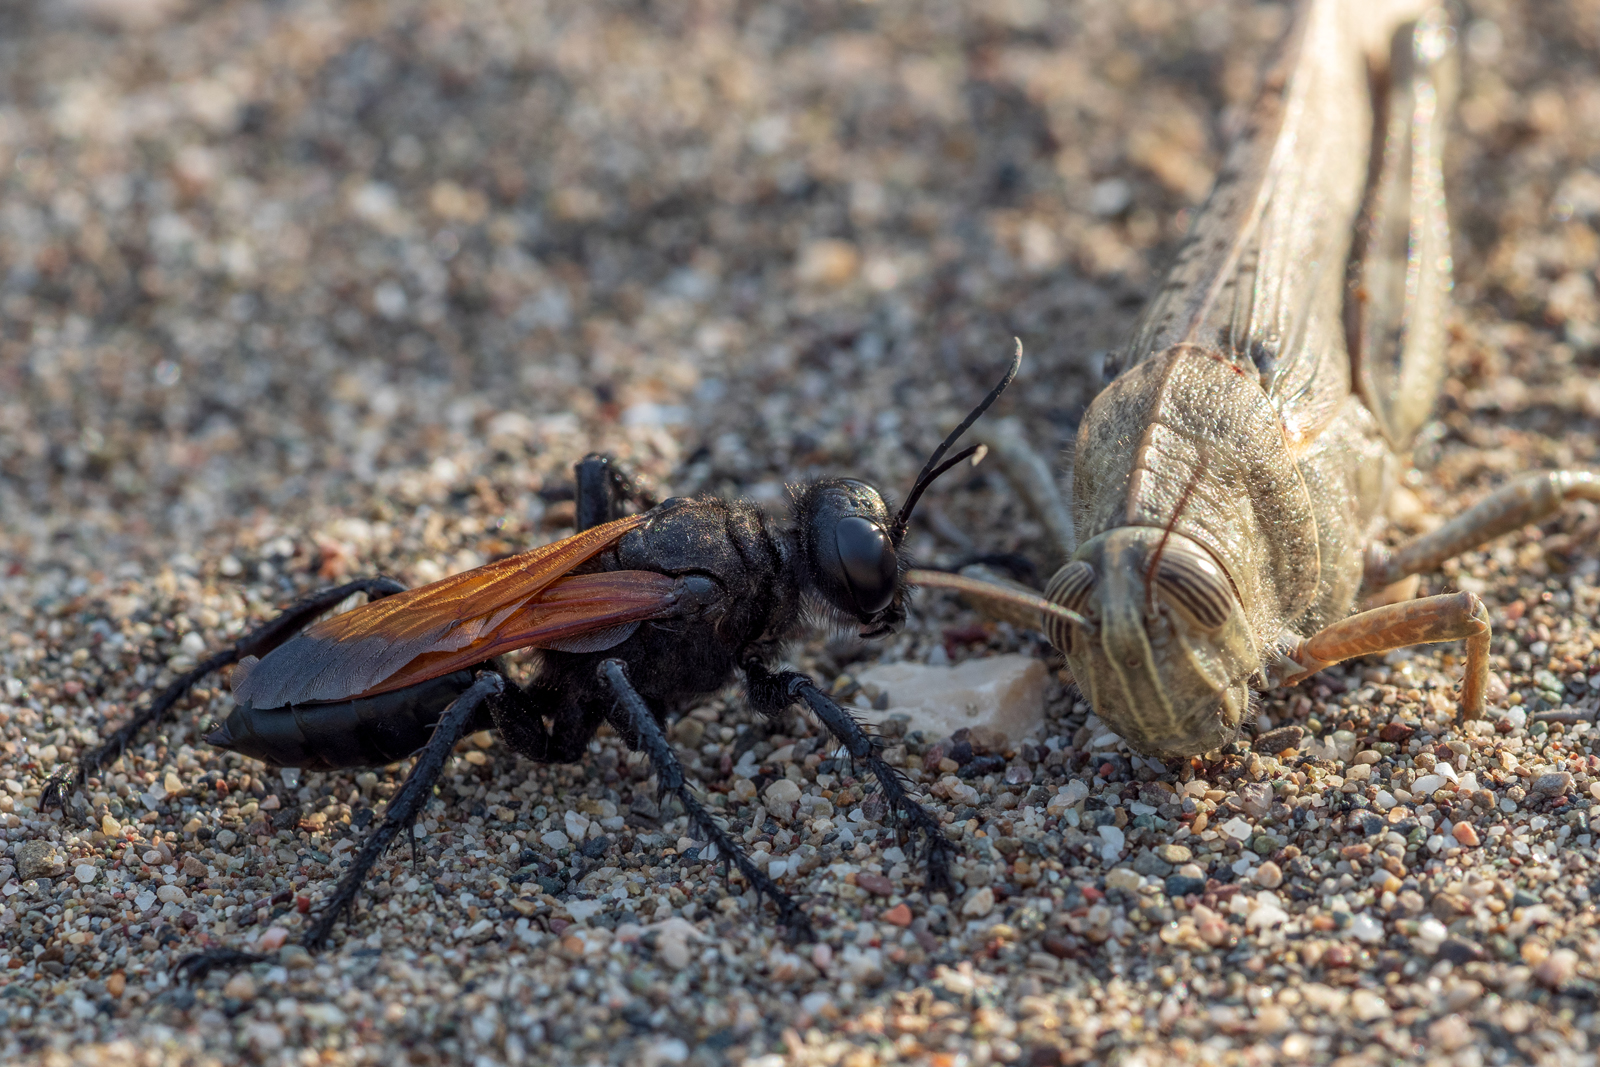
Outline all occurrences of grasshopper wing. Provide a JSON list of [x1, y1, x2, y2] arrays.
[[231, 515, 678, 708]]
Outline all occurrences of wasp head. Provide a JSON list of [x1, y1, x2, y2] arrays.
[[796, 341, 1023, 640], [794, 478, 906, 637]]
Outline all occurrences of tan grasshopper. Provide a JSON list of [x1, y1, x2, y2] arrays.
[[925, 1, 1600, 758]]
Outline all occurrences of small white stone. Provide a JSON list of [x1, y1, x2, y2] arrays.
[[659, 936, 691, 970], [156, 884, 187, 904], [1412, 774, 1447, 795], [650, 1037, 690, 1064], [541, 831, 570, 849], [1347, 913, 1384, 943], [854, 654, 1048, 743], [564, 811, 590, 841], [565, 899, 604, 922], [1097, 825, 1125, 863], [74, 863, 97, 884], [961, 886, 995, 917], [134, 890, 157, 912], [1246, 900, 1288, 931], [1221, 817, 1252, 841], [1350, 989, 1391, 1021], [764, 778, 802, 809]]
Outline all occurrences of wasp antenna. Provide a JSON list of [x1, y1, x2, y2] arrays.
[[891, 340, 1022, 544]]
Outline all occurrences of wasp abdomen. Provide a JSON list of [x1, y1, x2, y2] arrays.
[[206, 669, 479, 770]]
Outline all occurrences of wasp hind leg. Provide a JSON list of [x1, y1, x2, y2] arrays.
[[597, 659, 815, 941], [575, 453, 659, 531], [303, 672, 505, 949], [177, 671, 504, 979], [44, 576, 408, 812], [744, 662, 958, 896]]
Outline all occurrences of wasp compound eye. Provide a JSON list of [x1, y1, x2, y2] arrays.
[[835, 516, 898, 614]]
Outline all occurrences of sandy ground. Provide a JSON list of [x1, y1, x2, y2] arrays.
[[5, 0, 1600, 1064]]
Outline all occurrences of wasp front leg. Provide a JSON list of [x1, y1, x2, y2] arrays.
[[574, 453, 659, 531], [745, 661, 958, 895]]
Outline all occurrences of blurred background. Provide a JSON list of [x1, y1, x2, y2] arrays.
[[2, 0, 1596, 590]]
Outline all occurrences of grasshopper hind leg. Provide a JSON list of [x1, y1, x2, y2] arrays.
[[1366, 471, 1600, 590]]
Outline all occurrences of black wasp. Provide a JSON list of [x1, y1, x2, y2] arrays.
[[48, 345, 1024, 955]]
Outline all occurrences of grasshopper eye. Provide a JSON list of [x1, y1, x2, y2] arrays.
[[1153, 548, 1234, 630], [834, 516, 898, 614], [1044, 561, 1096, 651]]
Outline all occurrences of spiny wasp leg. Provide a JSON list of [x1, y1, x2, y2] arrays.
[[176, 672, 500, 978], [745, 663, 958, 896], [296, 672, 503, 950], [44, 576, 409, 810], [575, 452, 658, 530], [597, 659, 815, 942]]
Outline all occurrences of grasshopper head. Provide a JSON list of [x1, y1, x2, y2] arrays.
[[1046, 527, 1257, 758]]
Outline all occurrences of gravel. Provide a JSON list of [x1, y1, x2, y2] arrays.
[[5, 0, 1600, 1065]]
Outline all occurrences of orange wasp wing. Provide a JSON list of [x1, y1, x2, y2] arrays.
[[233, 515, 674, 708], [354, 570, 680, 696]]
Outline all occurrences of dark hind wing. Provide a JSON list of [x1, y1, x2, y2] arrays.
[[356, 571, 683, 694], [233, 516, 649, 708]]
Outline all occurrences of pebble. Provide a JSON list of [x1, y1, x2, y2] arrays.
[[1347, 913, 1385, 944], [1452, 821, 1480, 847], [1535, 949, 1579, 988], [256, 927, 289, 952], [1428, 1014, 1474, 1052], [1246, 895, 1288, 931], [855, 655, 1048, 743], [1097, 825, 1126, 863], [1105, 868, 1142, 892], [883, 904, 913, 927], [961, 887, 996, 917], [658, 936, 691, 971], [1350, 990, 1391, 1022], [223, 974, 257, 1001], [1155, 844, 1192, 864], [1165, 875, 1206, 898], [1220, 817, 1252, 841], [74, 863, 98, 884], [857, 873, 894, 896], [16, 840, 65, 880], [764, 779, 803, 821], [1532, 771, 1573, 796], [1253, 861, 1283, 888]]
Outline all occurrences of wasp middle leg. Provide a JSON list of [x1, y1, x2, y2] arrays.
[[597, 659, 814, 940]]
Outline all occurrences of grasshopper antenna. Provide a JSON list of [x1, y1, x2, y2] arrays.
[[890, 339, 1023, 545]]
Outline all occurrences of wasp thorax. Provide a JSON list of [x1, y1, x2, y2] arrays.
[[1048, 527, 1257, 757]]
